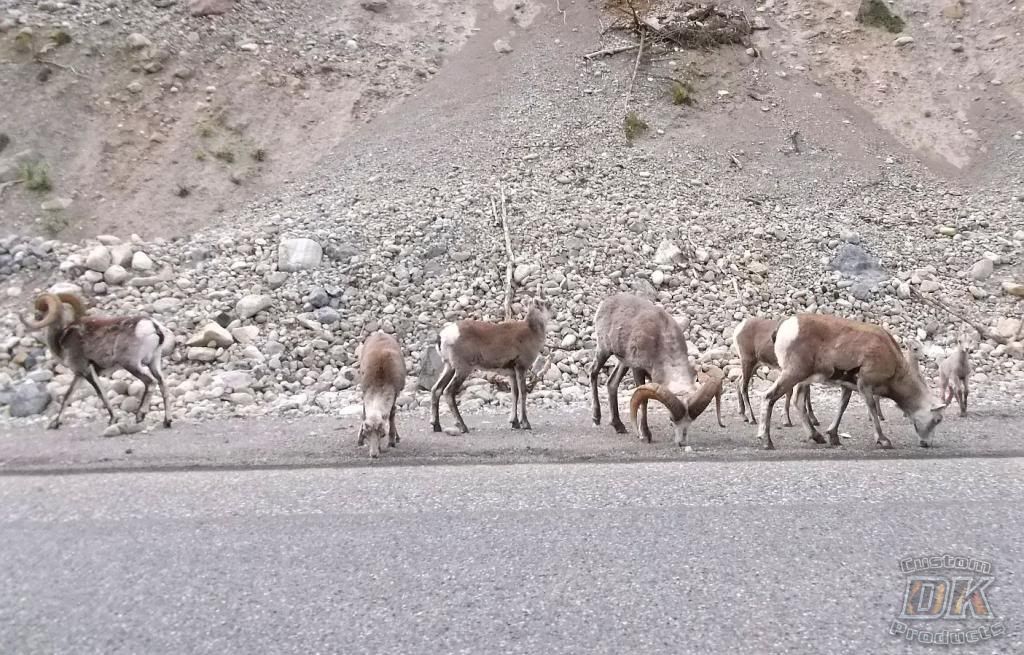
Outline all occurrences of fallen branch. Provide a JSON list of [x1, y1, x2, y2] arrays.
[[624, 27, 645, 108], [582, 43, 640, 59], [33, 57, 88, 78], [0, 179, 23, 199], [908, 286, 1008, 345]]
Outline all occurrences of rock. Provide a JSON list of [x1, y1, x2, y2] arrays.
[[654, 239, 684, 266], [186, 347, 219, 362], [830, 244, 884, 277], [0, 133, 9, 154], [360, 0, 388, 12], [894, 36, 915, 47], [416, 343, 444, 391], [41, 197, 72, 211], [994, 318, 1021, 340], [126, 33, 151, 50], [103, 265, 129, 285], [937, 225, 958, 236], [188, 0, 233, 17], [856, 0, 905, 33], [278, 238, 323, 272], [230, 326, 259, 344], [186, 323, 234, 348], [307, 288, 330, 308], [513, 263, 539, 284], [236, 294, 272, 319], [920, 280, 941, 293], [85, 246, 112, 272], [152, 297, 181, 314], [314, 307, 340, 324], [127, 81, 144, 95], [5, 381, 51, 417], [493, 39, 513, 54], [560, 334, 578, 349], [131, 251, 154, 271], [651, 270, 665, 287], [968, 259, 994, 281], [216, 370, 252, 392], [110, 244, 134, 267], [1002, 281, 1024, 298], [267, 271, 289, 289]]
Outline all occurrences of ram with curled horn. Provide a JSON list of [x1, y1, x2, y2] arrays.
[[20, 291, 174, 430], [589, 293, 725, 448]]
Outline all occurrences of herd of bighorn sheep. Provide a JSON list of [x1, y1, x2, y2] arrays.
[[22, 287, 974, 458]]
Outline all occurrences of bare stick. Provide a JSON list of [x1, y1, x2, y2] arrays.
[[625, 28, 645, 109], [555, 0, 567, 25], [0, 180, 23, 199], [583, 43, 640, 59], [34, 57, 88, 78], [492, 190, 516, 321], [908, 286, 1008, 345]]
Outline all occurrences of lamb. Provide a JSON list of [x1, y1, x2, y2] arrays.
[[756, 314, 947, 451], [21, 292, 173, 429], [938, 334, 975, 417], [431, 292, 551, 433], [590, 293, 725, 448], [732, 317, 818, 428], [357, 332, 407, 458]]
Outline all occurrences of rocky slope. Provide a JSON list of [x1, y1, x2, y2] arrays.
[[1, 0, 1022, 431]]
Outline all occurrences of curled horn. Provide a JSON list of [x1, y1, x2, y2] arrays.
[[630, 383, 687, 427], [55, 292, 87, 320], [20, 293, 63, 329]]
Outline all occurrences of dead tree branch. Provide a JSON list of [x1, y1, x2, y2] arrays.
[[908, 286, 1008, 345], [624, 27, 645, 108], [583, 43, 641, 59]]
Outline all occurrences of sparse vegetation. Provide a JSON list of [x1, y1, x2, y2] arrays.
[[50, 29, 72, 47], [671, 81, 694, 106], [198, 125, 215, 138], [19, 162, 52, 192], [195, 151, 207, 161], [40, 212, 69, 237], [14, 30, 35, 54], [251, 148, 267, 162], [213, 149, 235, 163], [856, 0, 905, 33], [623, 112, 649, 143], [175, 184, 190, 198]]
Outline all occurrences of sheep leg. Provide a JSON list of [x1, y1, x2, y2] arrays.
[[48, 374, 82, 430], [606, 362, 629, 434], [589, 350, 612, 426], [430, 364, 455, 432], [517, 367, 531, 431], [959, 378, 968, 416], [804, 386, 820, 426], [508, 367, 521, 429], [875, 396, 886, 422], [388, 404, 399, 447], [738, 359, 756, 423], [147, 356, 172, 428], [858, 382, 892, 449], [757, 372, 802, 450], [124, 364, 155, 423], [795, 384, 826, 443], [783, 387, 794, 427], [443, 372, 469, 434], [825, 387, 853, 447], [84, 365, 117, 425], [631, 367, 651, 442]]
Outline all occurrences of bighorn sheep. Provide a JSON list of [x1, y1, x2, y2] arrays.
[[357, 332, 407, 458], [21, 292, 173, 429], [757, 314, 947, 450], [938, 334, 975, 417], [431, 292, 552, 433], [733, 317, 818, 427], [590, 293, 725, 449]]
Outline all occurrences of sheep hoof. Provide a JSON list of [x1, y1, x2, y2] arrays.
[[809, 431, 826, 444], [592, 415, 601, 426], [877, 438, 893, 449], [611, 421, 627, 434], [521, 421, 532, 431], [47, 418, 61, 430], [919, 440, 930, 448], [827, 430, 841, 447], [431, 422, 442, 433], [784, 420, 794, 428], [510, 420, 521, 430], [761, 440, 775, 451], [163, 419, 172, 429]]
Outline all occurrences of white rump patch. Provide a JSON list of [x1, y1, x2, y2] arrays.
[[135, 319, 163, 365], [439, 323, 460, 358], [774, 317, 800, 369], [731, 318, 749, 354]]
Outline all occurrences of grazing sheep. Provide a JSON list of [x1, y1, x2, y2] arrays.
[[357, 332, 407, 458]]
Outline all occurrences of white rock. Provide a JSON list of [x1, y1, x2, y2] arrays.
[[278, 238, 323, 272], [152, 297, 181, 314], [969, 258, 994, 281], [131, 251, 154, 271], [230, 326, 259, 344], [85, 246, 112, 272], [186, 323, 234, 348], [236, 295, 272, 319], [654, 240, 684, 266], [104, 265, 129, 285]]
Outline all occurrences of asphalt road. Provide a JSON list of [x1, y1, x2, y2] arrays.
[[1, 457, 1021, 654]]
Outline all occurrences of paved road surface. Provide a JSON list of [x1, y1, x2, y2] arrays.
[[1, 457, 1021, 654]]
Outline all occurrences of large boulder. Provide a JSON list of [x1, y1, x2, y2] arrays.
[[187, 323, 234, 348], [278, 238, 323, 272], [5, 381, 51, 417], [416, 342, 444, 391], [236, 294, 272, 320], [188, 0, 234, 17], [856, 0, 905, 33]]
